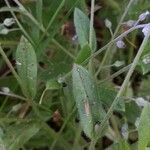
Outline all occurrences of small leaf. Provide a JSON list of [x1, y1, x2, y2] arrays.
[[0, 127, 6, 150], [72, 64, 105, 138], [46, 79, 61, 90], [0, 139, 6, 150], [74, 8, 97, 51], [16, 36, 37, 99], [138, 105, 150, 150], [75, 44, 91, 64]]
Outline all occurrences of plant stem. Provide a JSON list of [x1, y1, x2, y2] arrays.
[[83, 24, 147, 65], [128, 31, 137, 64], [88, 0, 95, 74], [0, 46, 22, 86], [39, 88, 47, 104], [4, 0, 34, 45], [96, 28, 150, 141], [95, 0, 135, 78], [98, 64, 132, 84], [0, 91, 27, 101], [89, 0, 95, 48]]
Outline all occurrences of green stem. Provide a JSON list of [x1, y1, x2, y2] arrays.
[[88, 0, 95, 74], [128, 31, 137, 64], [95, 0, 135, 78], [4, 0, 34, 45], [39, 88, 47, 104], [0, 40, 18, 46], [0, 91, 27, 101], [89, 0, 95, 48]]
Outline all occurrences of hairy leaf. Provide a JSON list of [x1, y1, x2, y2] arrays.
[[16, 36, 37, 99], [74, 8, 97, 51], [72, 64, 105, 137]]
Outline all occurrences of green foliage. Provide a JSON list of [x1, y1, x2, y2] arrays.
[[138, 105, 150, 150], [72, 64, 106, 137], [74, 8, 97, 51], [16, 36, 37, 99], [0, 0, 150, 149], [2, 122, 40, 150], [72, 64, 94, 138]]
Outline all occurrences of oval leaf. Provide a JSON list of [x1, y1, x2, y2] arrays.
[[72, 64, 105, 138], [16, 36, 37, 99], [74, 8, 97, 51]]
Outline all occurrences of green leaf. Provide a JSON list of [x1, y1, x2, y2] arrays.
[[3, 122, 40, 150], [74, 8, 97, 51], [46, 79, 61, 90], [75, 44, 91, 64], [16, 36, 37, 99], [72, 64, 105, 138], [0, 138, 6, 150], [138, 105, 150, 150], [0, 127, 6, 150], [125, 101, 140, 124]]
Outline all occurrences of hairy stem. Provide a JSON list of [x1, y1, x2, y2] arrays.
[[88, 0, 95, 74], [95, 0, 135, 78]]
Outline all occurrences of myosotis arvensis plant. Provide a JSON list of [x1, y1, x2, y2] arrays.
[[0, 0, 150, 150]]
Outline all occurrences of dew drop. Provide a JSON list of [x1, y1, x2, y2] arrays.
[[142, 55, 150, 64], [16, 61, 22, 66], [1, 87, 10, 93]]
